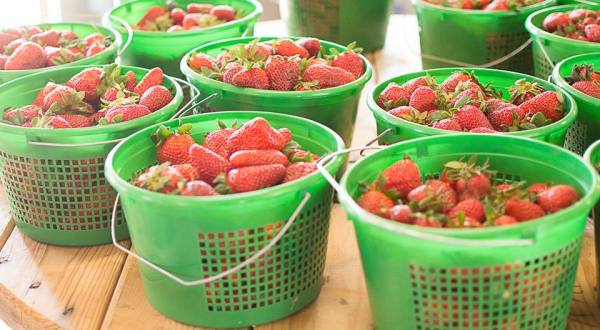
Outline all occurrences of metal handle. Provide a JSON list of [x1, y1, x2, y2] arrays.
[[102, 14, 133, 58], [28, 138, 124, 148], [359, 128, 392, 157], [316, 147, 534, 247], [168, 77, 203, 119], [240, 24, 253, 38], [111, 192, 311, 286], [534, 38, 555, 69], [169, 91, 219, 120]]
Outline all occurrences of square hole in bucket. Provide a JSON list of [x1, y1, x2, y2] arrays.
[[0, 153, 124, 231], [409, 239, 581, 330], [197, 199, 332, 312], [564, 121, 587, 156], [486, 32, 532, 73]]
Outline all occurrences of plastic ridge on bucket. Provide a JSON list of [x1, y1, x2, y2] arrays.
[[583, 139, 600, 305], [180, 36, 373, 146], [368, 67, 577, 146], [104, 0, 263, 77], [0, 22, 121, 85], [0, 64, 184, 246], [105, 111, 345, 327], [553, 53, 600, 154], [526, 4, 600, 79], [335, 134, 599, 330], [413, 0, 558, 74]]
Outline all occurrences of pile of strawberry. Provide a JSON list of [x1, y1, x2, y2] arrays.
[[422, 0, 543, 11], [564, 64, 600, 99], [377, 71, 565, 133], [0, 25, 110, 70], [357, 156, 580, 228], [188, 38, 365, 91], [1, 64, 174, 128], [135, 2, 237, 32], [543, 9, 600, 42], [134, 118, 320, 196]]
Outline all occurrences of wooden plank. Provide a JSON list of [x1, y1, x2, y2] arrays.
[[0, 231, 130, 330]]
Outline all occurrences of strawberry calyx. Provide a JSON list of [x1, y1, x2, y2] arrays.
[[213, 173, 231, 194], [134, 162, 186, 194], [442, 156, 495, 181], [47, 90, 92, 115], [509, 78, 543, 104], [151, 123, 193, 147]]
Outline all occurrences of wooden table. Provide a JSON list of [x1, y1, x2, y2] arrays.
[[0, 15, 599, 330]]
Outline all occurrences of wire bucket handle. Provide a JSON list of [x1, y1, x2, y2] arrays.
[[101, 14, 133, 59]]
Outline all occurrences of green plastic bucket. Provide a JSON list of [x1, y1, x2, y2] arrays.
[[368, 67, 577, 146], [105, 111, 345, 327], [0, 65, 184, 246], [180, 36, 373, 146], [330, 134, 599, 330], [0, 22, 121, 85], [552, 53, 600, 155], [104, 0, 262, 77], [583, 138, 600, 303], [279, 0, 393, 52], [559, 0, 599, 4], [413, 0, 557, 74], [526, 4, 600, 79]]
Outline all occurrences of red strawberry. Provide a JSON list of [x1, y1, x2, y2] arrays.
[[134, 163, 186, 194], [187, 3, 213, 13], [447, 199, 484, 222], [59, 30, 78, 43], [265, 55, 300, 91], [374, 156, 422, 198], [441, 72, 471, 93], [30, 30, 60, 47], [455, 105, 493, 130], [2, 105, 42, 125], [519, 91, 564, 122], [569, 9, 596, 22], [0, 54, 7, 69], [389, 204, 413, 224], [32, 82, 59, 106], [136, 6, 168, 28], [232, 67, 270, 89], [288, 150, 319, 163], [505, 198, 545, 221], [484, 98, 513, 113], [181, 180, 218, 196], [172, 164, 198, 181], [536, 184, 579, 213], [278, 128, 292, 144], [273, 39, 309, 58], [170, 8, 186, 25], [409, 86, 437, 112], [203, 120, 236, 158], [227, 117, 286, 153], [389, 106, 426, 123], [65, 67, 102, 101], [509, 79, 543, 105], [42, 85, 90, 113], [283, 162, 317, 183], [298, 37, 321, 57], [527, 183, 548, 194], [402, 77, 432, 95], [85, 44, 106, 57], [104, 104, 151, 123], [432, 118, 462, 131], [4, 42, 46, 70], [0, 31, 20, 49], [447, 215, 481, 228], [413, 214, 443, 228], [488, 106, 522, 131], [216, 164, 286, 193], [230, 149, 289, 168], [495, 215, 518, 226], [243, 41, 272, 61], [331, 42, 364, 78], [25, 26, 44, 35], [189, 53, 217, 71], [84, 33, 105, 46], [135, 68, 164, 96], [572, 80, 600, 98], [222, 63, 243, 84], [357, 190, 394, 218], [31, 114, 72, 129], [483, 0, 509, 11], [102, 87, 121, 102], [182, 14, 200, 30], [5, 38, 26, 53], [408, 180, 457, 212], [139, 85, 173, 112], [210, 5, 236, 21], [189, 144, 231, 184], [469, 127, 496, 133], [543, 12, 571, 32], [46, 47, 81, 66], [303, 64, 355, 88], [125, 71, 137, 91], [452, 89, 484, 108], [377, 82, 409, 109], [59, 114, 94, 128], [154, 124, 195, 165]]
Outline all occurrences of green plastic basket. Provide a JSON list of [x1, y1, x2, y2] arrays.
[[413, 0, 557, 74], [559, 0, 599, 4], [332, 134, 600, 330], [0, 65, 184, 246], [279, 0, 393, 52], [526, 4, 600, 79], [0, 22, 120, 85], [180, 36, 373, 146], [104, 111, 345, 327], [368, 67, 577, 146], [104, 0, 262, 77], [553, 53, 600, 155], [583, 138, 600, 304]]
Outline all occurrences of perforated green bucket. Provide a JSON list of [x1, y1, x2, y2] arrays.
[[526, 4, 600, 79], [0, 65, 184, 246], [279, 0, 393, 52], [0, 22, 120, 85], [104, 0, 262, 77], [584, 139, 600, 304], [552, 53, 600, 155], [180, 36, 373, 146], [334, 134, 599, 330], [414, 0, 557, 73], [368, 68, 577, 146], [104, 111, 345, 327]]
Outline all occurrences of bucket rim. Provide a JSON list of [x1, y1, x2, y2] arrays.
[[413, 0, 556, 17], [552, 52, 600, 105]]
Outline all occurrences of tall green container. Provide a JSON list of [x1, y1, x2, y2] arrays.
[[180, 36, 373, 146], [0, 65, 184, 246], [552, 53, 600, 154], [336, 134, 599, 330], [368, 68, 577, 146], [414, 0, 557, 74], [0, 22, 119, 85], [105, 111, 345, 327], [583, 139, 600, 305], [104, 0, 262, 77], [526, 4, 600, 79], [279, 0, 394, 52]]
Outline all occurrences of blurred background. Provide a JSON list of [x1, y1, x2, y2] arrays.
[[0, 0, 413, 27]]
